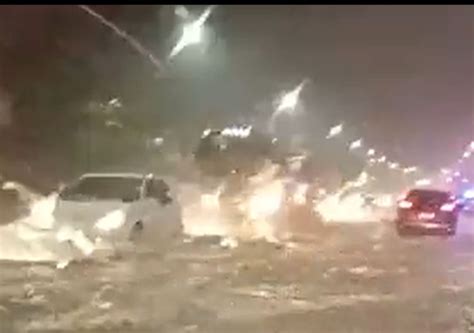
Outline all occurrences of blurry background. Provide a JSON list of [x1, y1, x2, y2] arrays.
[[0, 5, 472, 191]]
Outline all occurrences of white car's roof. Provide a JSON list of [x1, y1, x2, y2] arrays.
[[80, 172, 151, 180]]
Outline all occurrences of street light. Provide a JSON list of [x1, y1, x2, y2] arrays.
[[367, 148, 375, 156], [349, 139, 363, 150], [326, 124, 343, 139], [388, 162, 400, 170], [276, 80, 306, 113], [403, 166, 417, 174], [169, 6, 215, 59], [440, 168, 451, 175]]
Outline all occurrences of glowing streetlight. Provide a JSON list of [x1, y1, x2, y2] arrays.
[[367, 148, 375, 156], [470, 141, 474, 150], [440, 168, 451, 175], [107, 98, 122, 108], [169, 6, 215, 59], [403, 166, 417, 174], [276, 81, 306, 113], [326, 124, 343, 139], [388, 162, 400, 170], [463, 151, 471, 159], [349, 139, 363, 150], [377, 155, 387, 163]]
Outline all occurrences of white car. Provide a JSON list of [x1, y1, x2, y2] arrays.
[[53, 173, 183, 248]]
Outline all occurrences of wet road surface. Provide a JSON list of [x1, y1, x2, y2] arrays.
[[1, 217, 473, 333]]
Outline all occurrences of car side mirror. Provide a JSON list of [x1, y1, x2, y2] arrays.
[[147, 187, 173, 205]]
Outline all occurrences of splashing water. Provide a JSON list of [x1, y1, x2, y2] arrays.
[[314, 171, 383, 224], [315, 191, 373, 224], [0, 191, 121, 263], [179, 163, 286, 244], [0, 194, 75, 262], [78, 5, 163, 73]]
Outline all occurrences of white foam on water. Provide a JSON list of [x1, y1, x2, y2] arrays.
[[0, 193, 109, 263], [178, 176, 284, 245]]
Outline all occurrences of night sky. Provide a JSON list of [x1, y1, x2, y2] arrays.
[[0, 5, 472, 172]]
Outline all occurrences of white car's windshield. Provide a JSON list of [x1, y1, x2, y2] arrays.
[[60, 176, 142, 201]]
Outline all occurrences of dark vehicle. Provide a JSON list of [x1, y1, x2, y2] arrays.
[[194, 126, 276, 179], [396, 189, 462, 236]]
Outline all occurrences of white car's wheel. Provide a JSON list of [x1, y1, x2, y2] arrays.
[[129, 218, 183, 255]]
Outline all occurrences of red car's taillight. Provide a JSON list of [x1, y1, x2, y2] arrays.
[[398, 200, 413, 209]]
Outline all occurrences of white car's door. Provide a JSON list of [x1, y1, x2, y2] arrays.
[[135, 177, 182, 238]]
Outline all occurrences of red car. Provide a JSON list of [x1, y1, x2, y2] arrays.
[[396, 189, 462, 236]]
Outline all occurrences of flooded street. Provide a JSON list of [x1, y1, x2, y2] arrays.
[[1, 217, 473, 333], [0, 4, 472, 333]]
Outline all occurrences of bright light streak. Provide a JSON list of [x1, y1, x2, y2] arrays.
[[415, 178, 432, 186], [470, 141, 474, 150], [169, 6, 215, 59], [441, 168, 451, 175], [152, 137, 164, 146], [367, 149, 375, 156], [446, 177, 453, 183], [349, 139, 363, 150], [368, 158, 376, 164], [276, 81, 306, 113], [463, 151, 472, 159], [78, 5, 163, 72], [326, 124, 343, 139], [201, 128, 211, 138], [107, 98, 122, 108], [403, 166, 417, 174], [388, 162, 399, 170], [377, 155, 386, 163], [222, 125, 252, 138], [454, 171, 461, 177]]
